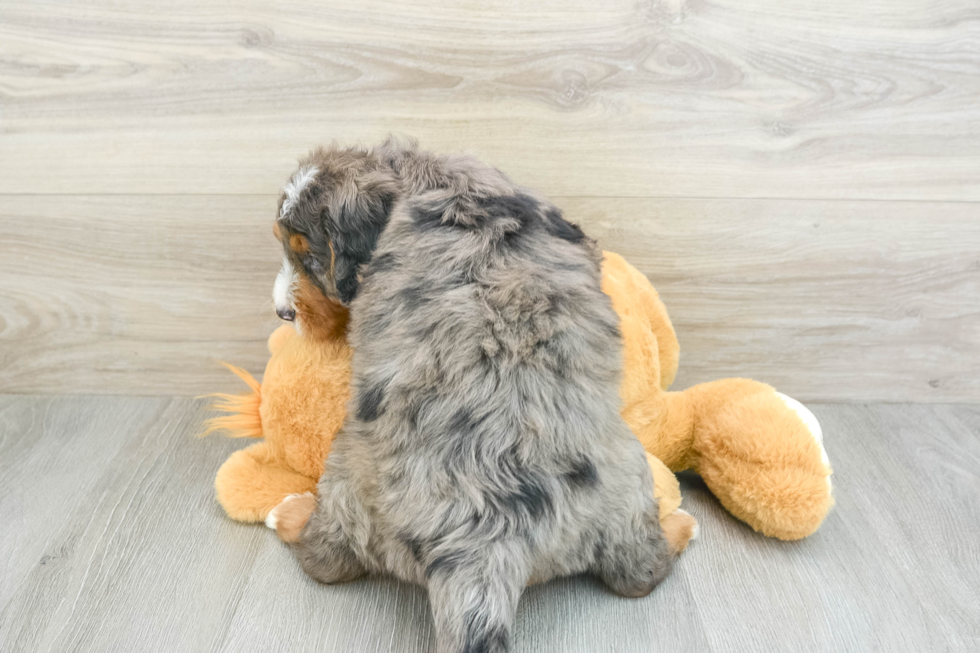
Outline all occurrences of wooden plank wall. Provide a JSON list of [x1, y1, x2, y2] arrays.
[[1, 0, 978, 401]]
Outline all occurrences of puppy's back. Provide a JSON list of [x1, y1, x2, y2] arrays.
[[350, 177, 665, 558], [306, 151, 676, 653]]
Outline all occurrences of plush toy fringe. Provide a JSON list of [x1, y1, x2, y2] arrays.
[[198, 362, 263, 439]]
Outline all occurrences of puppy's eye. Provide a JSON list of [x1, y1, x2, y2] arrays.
[[307, 257, 324, 273]]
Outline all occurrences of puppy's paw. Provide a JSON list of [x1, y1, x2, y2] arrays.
[[266, 492, 316, 543], [661, 508, 699, 554]]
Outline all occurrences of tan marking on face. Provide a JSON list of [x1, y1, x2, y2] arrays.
[[289, 233, 309, 253], [273, 222, 282, 239], [294, 274, 349, 342]]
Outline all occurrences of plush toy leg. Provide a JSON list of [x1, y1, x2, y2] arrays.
[[666, 379, 833, 540], [214, 441, 318, 522]]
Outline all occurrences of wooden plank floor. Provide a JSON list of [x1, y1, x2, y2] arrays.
[[1, 396, 977, 652]]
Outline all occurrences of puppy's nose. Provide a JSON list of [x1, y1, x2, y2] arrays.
[[277, 307, 296, 321]]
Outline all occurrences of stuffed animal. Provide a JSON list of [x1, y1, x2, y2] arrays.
[[205, 252, 832, 541]]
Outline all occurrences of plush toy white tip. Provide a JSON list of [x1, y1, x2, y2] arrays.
[[776, 392, 832, 492]]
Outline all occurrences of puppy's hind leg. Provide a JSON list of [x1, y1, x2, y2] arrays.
[[594, 510, 677, 598], [426, 539, 530, 653], [290, 484, 368, 585]]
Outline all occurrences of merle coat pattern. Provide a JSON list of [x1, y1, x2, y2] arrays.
[[274, 140, 677, 653]]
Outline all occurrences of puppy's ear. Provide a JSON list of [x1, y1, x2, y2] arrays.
[[329, 171, 399, 304]]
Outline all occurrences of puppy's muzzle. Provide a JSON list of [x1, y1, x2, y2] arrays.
[[276, 307, 296, 321]]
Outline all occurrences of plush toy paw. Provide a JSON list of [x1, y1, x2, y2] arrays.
[[776, 392, 831, 491], [266, 492, 316, 543]]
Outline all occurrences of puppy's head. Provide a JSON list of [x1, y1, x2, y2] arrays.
[[272, 143, 400, 339]]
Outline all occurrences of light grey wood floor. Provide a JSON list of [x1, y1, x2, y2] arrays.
[[1, 396, 977, 652]]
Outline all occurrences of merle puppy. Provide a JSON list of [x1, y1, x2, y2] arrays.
[[269, 139, 686, 653]]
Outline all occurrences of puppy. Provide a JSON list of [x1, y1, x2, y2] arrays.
[[270, 139, 683, 653]]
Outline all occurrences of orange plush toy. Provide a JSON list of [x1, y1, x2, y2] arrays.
[[206, 252, 832, 541]]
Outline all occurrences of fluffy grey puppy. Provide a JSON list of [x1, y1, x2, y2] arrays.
[[271, 139, 680, 653]]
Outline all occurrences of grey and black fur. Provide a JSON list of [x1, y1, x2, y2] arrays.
[[274, 139, 678, 653]]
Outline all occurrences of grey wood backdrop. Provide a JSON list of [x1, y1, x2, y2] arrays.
[[1, 0, 978, 401]]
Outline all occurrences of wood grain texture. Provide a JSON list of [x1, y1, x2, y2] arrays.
[[0, 396, 266, 652], [683, 403, 980, 652], [2, 397, 978, 651], [0, 195, 283, 396], [0, 395, 171, 610], [1, 0, 978, 400], [2, 195, 977, 401], [1, 0, 979, 199]]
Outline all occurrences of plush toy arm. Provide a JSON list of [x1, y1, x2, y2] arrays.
[[666, 379, 833, 540], [601, 252, 680, 390], [215, 442, 318, 522]]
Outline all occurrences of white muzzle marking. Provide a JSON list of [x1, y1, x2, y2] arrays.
[[274, 255, 297, 314]]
